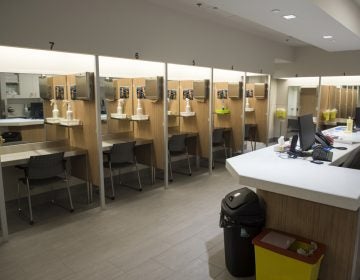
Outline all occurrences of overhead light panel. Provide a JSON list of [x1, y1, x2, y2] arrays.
[[283, 14, 296, 20], [323, 35, 333, 39]]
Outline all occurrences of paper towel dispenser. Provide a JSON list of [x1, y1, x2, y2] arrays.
[[145, 76, 163, 101], [228, 82, 243, 99], [74, 72, 94, 100], [254, 83, 267, 99], [100, 77, 116, 101], [193, 80, 209, 101], [39, 76, 52, 100]]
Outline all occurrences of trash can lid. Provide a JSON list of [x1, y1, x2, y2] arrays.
[[224, 188, 258, 210]]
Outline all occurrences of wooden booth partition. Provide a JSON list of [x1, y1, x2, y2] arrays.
[[132, 78, 164, 170], [245, 83, 268, 144], [213, 82, 243, 153], [299, 88, 317, 116], [66, 75, 101, 187], [179, 81, 209, 158], [168, 80, 180, 133], [106, 78, 134, 135], [43, 75, 69, 141]]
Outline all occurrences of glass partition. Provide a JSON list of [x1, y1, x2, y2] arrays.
[[276, 77, 320, 138], [245, 72, 270, 150], [319, 76, 360, 129], [99, 56, 165, 185], [167, 63, 211, 174], [213, 69, 245, 155]]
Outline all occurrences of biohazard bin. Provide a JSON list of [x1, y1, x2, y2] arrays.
[[219, 187, 265, 277]]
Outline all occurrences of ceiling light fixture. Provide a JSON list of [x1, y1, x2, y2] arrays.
[[283, 14, 296, 20], [271, 9, 280, 13], [323, 35, 333, 39]]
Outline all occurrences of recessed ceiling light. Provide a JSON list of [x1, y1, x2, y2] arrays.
[[323, 35, 333, 39], [213, 6, 218, 10], [283, 14, 296, 20], [271, 9, 280, 13]]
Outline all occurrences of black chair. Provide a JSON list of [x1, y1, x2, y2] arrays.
[[168, 134, 192, 181], [103, 141, 142, 199], [17, 152, 74, 225], [245, 124, 258, 151], [212, 128, 228, 167]]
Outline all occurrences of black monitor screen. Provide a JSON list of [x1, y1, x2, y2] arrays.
[[298, 114, 315, 151], [355, 107, 360, 128], [30, 102, 43, 119]]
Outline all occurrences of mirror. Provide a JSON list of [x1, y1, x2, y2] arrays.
[[0, 72, 75, 145]]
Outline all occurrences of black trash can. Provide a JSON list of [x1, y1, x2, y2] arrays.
[[220, 187, 265, 277]]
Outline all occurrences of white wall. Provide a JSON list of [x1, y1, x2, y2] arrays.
[[0, 0, 293, 74], [275, 46, 360, 77]]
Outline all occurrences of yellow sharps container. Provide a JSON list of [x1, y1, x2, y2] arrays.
[[252, 229, 325, 280]]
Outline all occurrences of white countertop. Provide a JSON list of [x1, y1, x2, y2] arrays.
[[0, 118, 44, 126], [226, 139, 360, 211]]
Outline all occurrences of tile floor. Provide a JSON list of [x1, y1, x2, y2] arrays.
[[0, 165, 256, 280]]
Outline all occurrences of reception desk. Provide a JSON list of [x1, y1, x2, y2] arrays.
[[226, 131, 360, 279]]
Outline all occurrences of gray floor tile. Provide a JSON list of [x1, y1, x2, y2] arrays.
[[119, 259, 173, 280], [2, 166, 241, 280]]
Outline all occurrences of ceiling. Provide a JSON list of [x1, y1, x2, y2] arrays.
[[148, 0, 360, 52]]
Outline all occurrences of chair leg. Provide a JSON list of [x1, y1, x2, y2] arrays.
[[223, 143, 228, 159], [109, 163, 115, 200], [186, 148, 192, 176], [17, 180, 22, 213], [25, 179, 34, 225], [65, 171, 74, 213], [168, 152, 173, 182], [134, 159, 142, 191]]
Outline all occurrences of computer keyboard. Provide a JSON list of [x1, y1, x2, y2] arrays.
[[312, 148, 333, 162]]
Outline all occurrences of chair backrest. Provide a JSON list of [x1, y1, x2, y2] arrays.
[[168, 134, 187, 153], [212, 128, 224, 145], [28, 152, 65, 180], [110, 141, 136, 163]]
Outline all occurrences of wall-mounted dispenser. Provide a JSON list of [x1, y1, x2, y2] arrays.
[[100, 77, 115, 101], [193, 79, 209, 101], [228, 82, 243, 99], [145, 76, 163, 101], [39, 76, 52, 100], [55, 85, 65, 100], [74, 72, 94, 100], [254, 83, 267, 99]]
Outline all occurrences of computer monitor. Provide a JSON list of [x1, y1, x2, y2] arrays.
[[298, 114, 315, 151], [355, 107, 360, 128], [30, 102, 43, 119]]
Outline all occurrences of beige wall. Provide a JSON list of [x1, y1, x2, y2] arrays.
[[0, 0, 293, 74], [275, 47, 360, 77]]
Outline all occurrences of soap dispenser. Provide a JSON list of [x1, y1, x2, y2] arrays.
[[50, 99, 59, 119], [185, 98, 191, 113], [63, 100, 73, 121], [346, 117, 353, 133], [136, 99, 143, 115], [117, 99, 124, 115]]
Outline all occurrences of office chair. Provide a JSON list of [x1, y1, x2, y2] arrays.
[[103, 141, 142, 199], [168, 134, 192, 182], [17, 152, 74, 225], [212, 128, 228, 168], [244, 124, 257, 151]]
